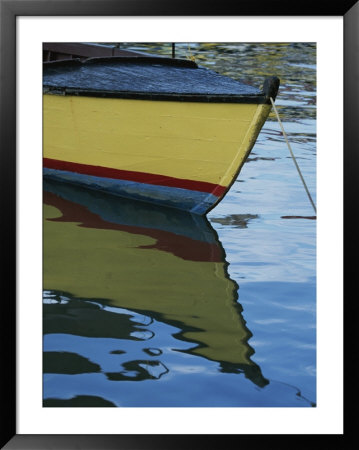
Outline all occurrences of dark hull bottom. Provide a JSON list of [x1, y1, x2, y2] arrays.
[[43, 168, 220, 215]]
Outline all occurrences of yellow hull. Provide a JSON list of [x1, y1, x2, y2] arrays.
[[43, 95, 271, 214], [44, 95, 270, 187]]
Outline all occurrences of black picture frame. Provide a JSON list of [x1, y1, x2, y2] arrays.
[[1, 1, 356, 448]]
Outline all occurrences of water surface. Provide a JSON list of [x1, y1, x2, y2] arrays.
[[43, 43, 316, 407]]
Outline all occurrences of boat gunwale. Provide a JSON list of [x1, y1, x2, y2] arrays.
[[42, 86, 270, 104]]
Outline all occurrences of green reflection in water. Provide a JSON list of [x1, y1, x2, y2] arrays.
[[44, 395, 116, 407], [43, 180, 267, 387]]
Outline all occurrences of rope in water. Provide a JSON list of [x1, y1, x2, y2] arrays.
[[270, 97, 317, 215]]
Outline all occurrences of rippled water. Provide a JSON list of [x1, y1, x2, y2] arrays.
[[43, 43, 316, 407]]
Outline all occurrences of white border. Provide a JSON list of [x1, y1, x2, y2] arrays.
[[17, 17, 343, 435]]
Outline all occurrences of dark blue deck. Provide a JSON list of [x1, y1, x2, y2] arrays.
[[43, 56, 268, 103]]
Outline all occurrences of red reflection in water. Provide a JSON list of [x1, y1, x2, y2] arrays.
[[44, 191, 223, 262]]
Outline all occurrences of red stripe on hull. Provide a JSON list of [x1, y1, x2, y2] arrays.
[[43, 158, 227, 197]]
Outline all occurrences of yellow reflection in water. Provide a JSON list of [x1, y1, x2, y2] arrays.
[[43, 186, 259, 372]]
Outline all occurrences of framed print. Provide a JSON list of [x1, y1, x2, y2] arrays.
[[1, 1, 356, 448]]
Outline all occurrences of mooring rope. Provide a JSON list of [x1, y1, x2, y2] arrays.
[[186, 44, 196, 62], [270, 97, 317, 215]]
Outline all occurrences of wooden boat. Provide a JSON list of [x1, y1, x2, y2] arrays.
[[43, 179, 268, 387], [43, 43, 279, 215], [43, 42, 148, 61]]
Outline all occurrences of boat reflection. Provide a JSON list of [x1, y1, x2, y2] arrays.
[[43, 180, 268, 390]]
